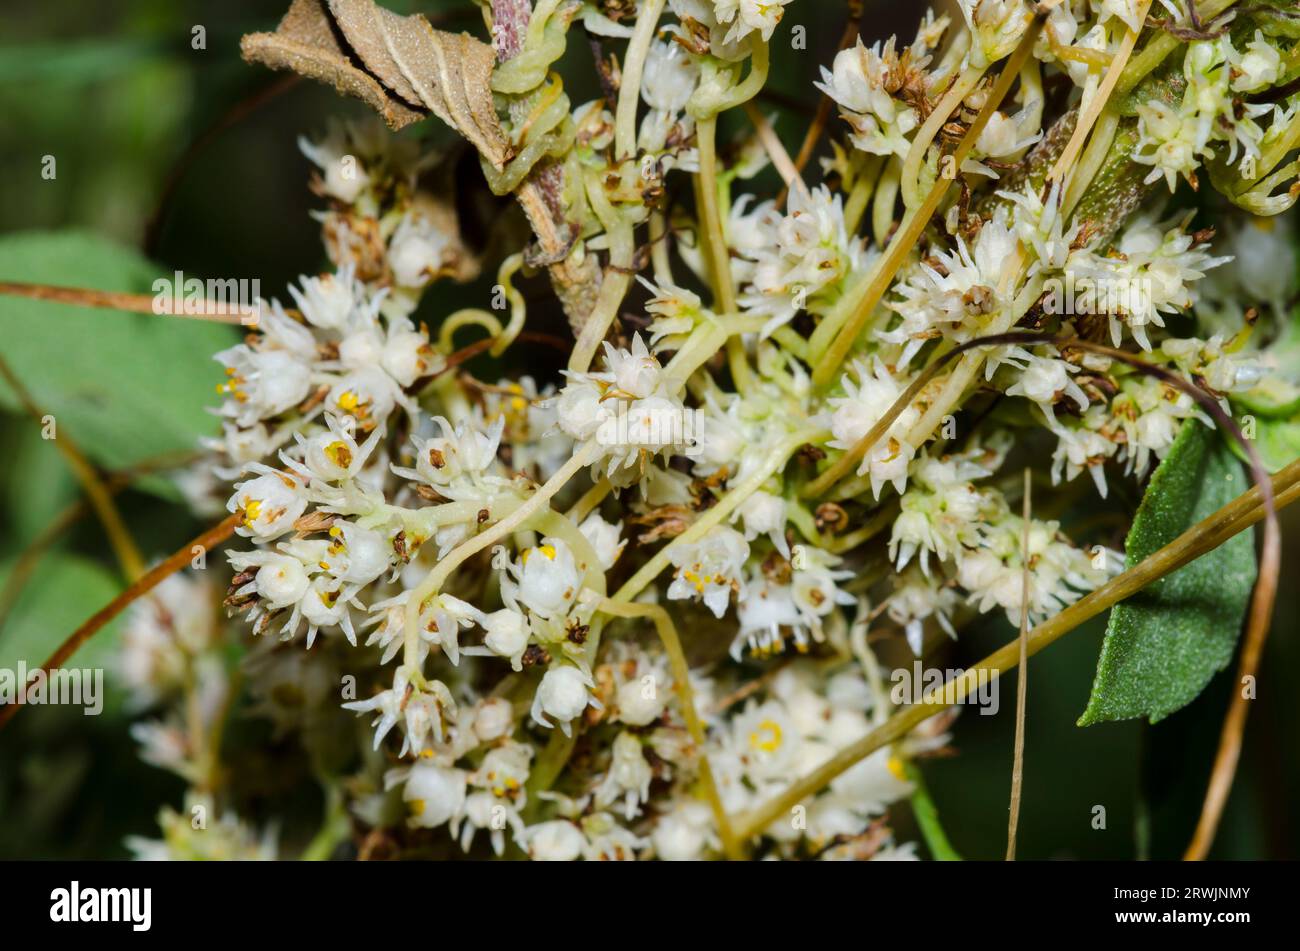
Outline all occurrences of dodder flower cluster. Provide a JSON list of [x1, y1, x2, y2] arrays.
[[121, 0, 1300, 861]]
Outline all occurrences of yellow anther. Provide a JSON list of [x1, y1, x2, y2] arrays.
[[749, 718, 783, 754], [324, 440, 353, 469]]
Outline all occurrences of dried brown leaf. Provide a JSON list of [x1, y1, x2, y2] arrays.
[[239, 0, 423, 131], [325, 0, 425, 107], [326, 0, 511, 169], [243, 0, 595, 335], [379, 14, 511, 170]]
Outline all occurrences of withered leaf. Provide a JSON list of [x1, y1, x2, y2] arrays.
[[325, 0, 425, 108], [240, 0, 424, 130], [327, 0, 511, 170], [243, 0, 593, 334]]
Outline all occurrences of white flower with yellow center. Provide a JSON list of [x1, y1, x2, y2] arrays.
[[666, 526, 750, 617], [885, 212, 1019, 364], [214, 342, 314, 428], [890, 451, 997, 575], [284, 413, 384, 484], [732, 699, 799, 783], [1232, 30, 1282, 93], [503, 538, 584, 621], [388, 211, 452, 289], [1050, 409, 1119, 498], [1005, 353, 1090, 425], [228, 466, 308, 541], [554, 336, 696, 483], [790, 545, 856, 625], [326, 365, 411, 427], [298, 575, 358, 648], [592, 334, 665, 400], [731, 576, 799, 658], [320, 520, 393, 587], [641, 277, 707, 354], [392, 415, 507, 494], [402, 760, 467, 829]]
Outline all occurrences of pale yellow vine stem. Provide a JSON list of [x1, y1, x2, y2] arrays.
[[1006, 468, 1031, 861], [695, 115, 755, 393], [689, 41, 770, 118], [564, 477, 612, 524], [731, 462, 1300, 842], [0, 355, 146, 582], [1061, 106, 1121, 219], [899, 262, 1037, 456], [899, 65, 988, 210], [611, 428, 827, 605], [694, 116, 736, 316], [402, 443, 600, 665], [569, 167, 636, 373], [613, 0, 666, 159], [438, 308, 504, 352], [743, 101, 809, 202], [489, 253, 527, 356], [843, 155, 884, 235], [1048, 0, 1153, 185], [649, 210, 675, 286], [1114, 0, 1239, 97], [871, 156, 902, 248], [811, 15, 1045, 388], [598, 598, 742, 859]]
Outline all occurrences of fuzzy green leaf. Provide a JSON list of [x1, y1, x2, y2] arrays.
[[1079, 421, 1257, 726], [0, 552, 130, 717], [0, 230, 236, 476]]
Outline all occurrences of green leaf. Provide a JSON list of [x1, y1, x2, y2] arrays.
[[0, 423, 78, 552], [0, 552, 128, 715], [0, 231, 236, 475], [0, 39, 164, 85], [1079, 421, 1257, 726], [1227, 411, 1300, 474]]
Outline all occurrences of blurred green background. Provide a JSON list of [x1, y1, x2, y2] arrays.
[[0, 0, 1297, 860]]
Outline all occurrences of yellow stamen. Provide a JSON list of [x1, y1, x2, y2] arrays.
[[749, 718, 783, 754]]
